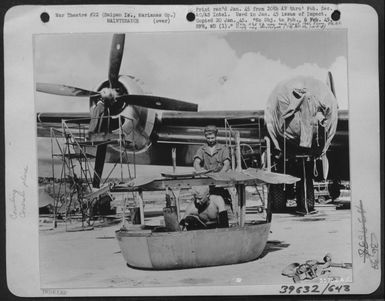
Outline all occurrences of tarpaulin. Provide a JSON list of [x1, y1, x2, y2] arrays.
[[265, 76, 338, 157]]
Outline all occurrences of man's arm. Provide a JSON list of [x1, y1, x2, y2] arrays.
[[213, 196, 229, 228], [179, 202, 199, 228], [220, 146, 231, 172], [181, 202, 198, 219], [193, 158, 203, 172], [220, 159, 231, 172]]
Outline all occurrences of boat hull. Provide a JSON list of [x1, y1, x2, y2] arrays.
[[116, 222, 271, 269]]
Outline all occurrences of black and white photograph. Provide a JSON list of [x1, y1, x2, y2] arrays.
[[4, 3, 381, 297], [35, 30, 354, 288]]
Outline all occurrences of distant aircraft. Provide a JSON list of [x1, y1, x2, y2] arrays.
[[36, 34, 349, 212]]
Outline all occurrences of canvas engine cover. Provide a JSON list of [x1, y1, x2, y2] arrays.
[[265, 76, 338, 157]]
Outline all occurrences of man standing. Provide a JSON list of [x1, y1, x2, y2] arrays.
[[193, 125, 234, 212], [179, 186, 229, 230], [193, 125, 231, 172]]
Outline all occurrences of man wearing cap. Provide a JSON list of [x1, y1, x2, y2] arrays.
[[179, 186, 229, 230], [193, 125, 231, 173], [194, 125, 234, 212]]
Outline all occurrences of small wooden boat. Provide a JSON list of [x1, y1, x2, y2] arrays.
[[112, 169, 299, 270]]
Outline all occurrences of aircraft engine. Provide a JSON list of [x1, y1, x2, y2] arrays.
[[36, 33, 197, 188], [264, 76, 338, 159], [91, 75, 156, 152]]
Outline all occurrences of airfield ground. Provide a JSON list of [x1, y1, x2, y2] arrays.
[[39, 204, 352, 289]]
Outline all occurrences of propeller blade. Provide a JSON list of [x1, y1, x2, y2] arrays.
[[117, 94, 198, 112], [108, 34, 125, 88], [92, 144, 107, 188], [326, 71, 336, 97], [36, 83, 99, 97]]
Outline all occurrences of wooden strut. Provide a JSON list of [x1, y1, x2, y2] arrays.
[[138, 190, 145, 226], [172, 148, 176, 174], [234, 131, 245, 226], [264, 136, 272, 223], [50, 128, 57, 229], [302, 157, 309, 214], [237, 183, 246, 227], [121, 195, 127, 229]]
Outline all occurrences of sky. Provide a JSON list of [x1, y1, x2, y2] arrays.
[[34, 30, 349, 113]]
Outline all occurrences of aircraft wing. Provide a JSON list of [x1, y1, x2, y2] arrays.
[[151, 110, 349, 181], [155, 110, 266, 145], [155, 109, 348, 149], [36, 109, 349, 172], [159, 110, 265, 127], [333, 110, 349, 147], [37, 112, 90, 137], [36, 109, 348, 147]]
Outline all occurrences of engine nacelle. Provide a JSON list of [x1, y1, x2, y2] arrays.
[[265, 76, 338, 158], [91, 75, 156, 151]]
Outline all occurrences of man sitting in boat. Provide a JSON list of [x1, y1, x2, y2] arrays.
[[193, 125, 233, 210], [179, 186, 229, 230]]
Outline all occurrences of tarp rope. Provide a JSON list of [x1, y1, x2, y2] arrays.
[[313, 159, 318, 177]]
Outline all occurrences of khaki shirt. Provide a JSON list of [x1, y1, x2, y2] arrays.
[[194, 143, 230, 172]]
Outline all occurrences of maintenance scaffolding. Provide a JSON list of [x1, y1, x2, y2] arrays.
[[48, 115, 137, 230]]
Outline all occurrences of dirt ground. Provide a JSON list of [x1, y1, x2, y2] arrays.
[[39, 204, 352, 289]]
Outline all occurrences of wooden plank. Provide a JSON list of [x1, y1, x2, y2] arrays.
[[236, 184, 246, 227], [138, 191, 145, 226]]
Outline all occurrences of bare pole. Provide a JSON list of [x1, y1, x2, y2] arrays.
[[121, 195, 127, 229], [119, 117, 123, 182], [50, 128, 57, 228], [224, 118, 227, 146], [132, 120, 136, 178], [174, 189, 181, 223], [264, 137, 271, 171], [138, 190, 145, 226], [303, 157, 309, 214], [263, 136, 271, 222], [235, 131, 242, 172], [234, 131, 245, 226], [61, 121, 68, 231], [237, 184, 246, 227], [172, 148, 176, 173], [231, 147, 235, 171]]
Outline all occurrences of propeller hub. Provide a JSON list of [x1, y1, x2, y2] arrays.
[[100, 87, 118, 100]]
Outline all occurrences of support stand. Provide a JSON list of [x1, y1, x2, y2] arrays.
[[296, 156, 318, 216]]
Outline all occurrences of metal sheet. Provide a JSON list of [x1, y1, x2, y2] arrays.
[[116, 223, 271, 269], [244, 168, 300, 184], [111, 169, 300, 192], [116, 231, 153, 268]]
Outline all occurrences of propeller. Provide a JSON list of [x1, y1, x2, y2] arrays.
[[92, 144, 108, 188], [108, 33, 125, 88], [36, 33, 197, 112], [36, 83, 100, 97], [36, 33, 199, 187]]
